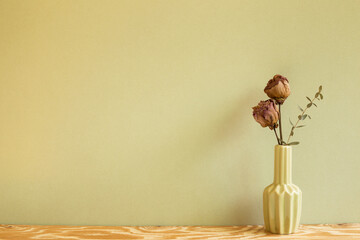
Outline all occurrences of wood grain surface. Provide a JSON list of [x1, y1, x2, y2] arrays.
[[0, 223, 359, 239]]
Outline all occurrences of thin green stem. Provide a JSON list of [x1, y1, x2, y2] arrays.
[[278, 103, 283, 144], [273, 128, 280, 145], [286, 96, 317, 144]]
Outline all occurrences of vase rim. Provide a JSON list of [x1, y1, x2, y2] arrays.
[[275, 144, 292, 148]]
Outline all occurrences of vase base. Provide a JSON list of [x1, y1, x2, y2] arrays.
[[264, 227, 298, 235], [263, 183, 302, 235]]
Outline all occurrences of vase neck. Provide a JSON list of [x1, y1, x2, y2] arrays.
[[273, 145, 292, 184]]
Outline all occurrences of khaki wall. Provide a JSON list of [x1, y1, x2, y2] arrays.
[[0, 0, 359, 225]]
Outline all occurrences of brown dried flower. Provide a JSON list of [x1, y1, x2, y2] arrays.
[[252, 99, 279, 130], [264, 74, 291, 104]]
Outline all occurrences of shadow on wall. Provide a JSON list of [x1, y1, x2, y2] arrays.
[[215, 90, 259, 143], [151, 89, 264, 224], [214, 90, 265, 225], [152, 90, 259, 171]]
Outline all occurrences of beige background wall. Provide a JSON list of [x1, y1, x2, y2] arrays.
[[0, 0, 359, 226]]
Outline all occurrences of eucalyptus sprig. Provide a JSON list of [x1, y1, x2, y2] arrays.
[[286, 86, 323, 145]]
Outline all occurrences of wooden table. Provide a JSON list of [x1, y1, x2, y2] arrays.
[[0, 223, 359, 239]]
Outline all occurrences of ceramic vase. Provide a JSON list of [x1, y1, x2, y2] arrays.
[[263, 145, 302, 234]]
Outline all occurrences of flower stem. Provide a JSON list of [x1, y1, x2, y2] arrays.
[[286, 96, 317, 144], [278, 103, 283, 144], [273, 128, 280, 145]]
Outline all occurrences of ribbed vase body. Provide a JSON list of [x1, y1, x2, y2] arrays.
[[263, 145, 302, 234]]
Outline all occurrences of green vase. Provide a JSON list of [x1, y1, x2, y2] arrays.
[[263, 145, 302, 234]]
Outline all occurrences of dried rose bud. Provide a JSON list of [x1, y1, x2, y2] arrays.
[[252, 100, 279, 130], [264, 74, 291, 104]]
